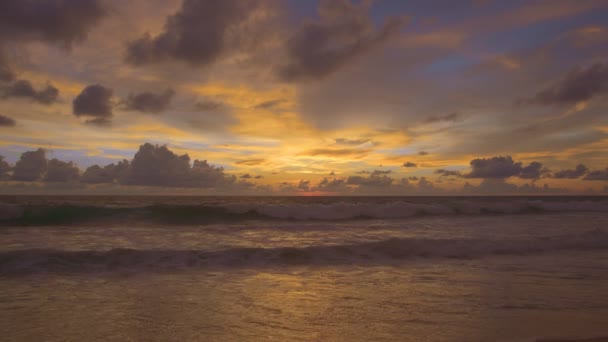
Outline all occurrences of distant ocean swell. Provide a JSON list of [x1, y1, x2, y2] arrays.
[[2, 231, 607, 274], [1, 199, 608, 225]]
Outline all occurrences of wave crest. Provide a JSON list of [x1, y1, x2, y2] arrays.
[[1, 198, 607, 225], [2, 230, 607, 274]]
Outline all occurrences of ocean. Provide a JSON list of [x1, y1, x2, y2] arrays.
[[1, 196, 608, 341]]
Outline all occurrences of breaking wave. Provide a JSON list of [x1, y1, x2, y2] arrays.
[[2, 230, 607, 275], [1, 198, 608, 225]]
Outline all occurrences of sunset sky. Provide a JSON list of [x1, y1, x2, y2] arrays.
[[1, 0, 608, 194]]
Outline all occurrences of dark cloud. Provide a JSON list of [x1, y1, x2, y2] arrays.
[[418, 151, 429, 156], [188, 159, 236, 188], [408, 176, 419, 181], [313, 177, 350, 192], [335, 138, 369, 146], [0, 0, 106, 47], [235, 159, 265, 166], [277, 181, 297, 193], [435, 169, 463, 177], [297, 179, 310, 191], [553, 164, 589, 179], [277, 0, 407, 81], [124, 88, 175, 114], [519, 161, 548, 180], [463, 179, 518, 195], [240, 173, 252, 179], [424, 112, 461, 124], [462, 156, 550, 180], [0, 114, 16, 127], [583, 168, 608, 181], [4, 143, 241, 189], [347, 172, 393, 187], [121, 143, 191, 186], [122, 143, 234, 188], [44, 159, 80, 182], [1, 79, 59, 104], [81, 160, 129, 184], [403, 162, 417, 167], [194, 100, 225, 111], [125, 0, 259, 66], [12, 148, 46, 181], [465, 156, 522, 179], [528, 62, 608, 106], [254, 99, 284, 110], [0, 155, 10, 180], [254, 175, 263, 179], [417, 176, 435, 192], [73, 84, 113, 118]]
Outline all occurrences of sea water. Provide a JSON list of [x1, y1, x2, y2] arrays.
[[1, 196, 608, 341]]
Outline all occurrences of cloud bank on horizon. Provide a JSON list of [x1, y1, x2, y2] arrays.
[[1, 0, 608, 195]]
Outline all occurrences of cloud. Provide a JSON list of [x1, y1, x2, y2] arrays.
[[553, 164, 588, 179], [44, 159, 80, 182], [358, 170, 391, 175], [313, 177, 350, 192], [347, 172, 393, 187], [235, 158, 265, 166], [0, 156, 10, 179], [465, 156, 522, 178], [125, 0, 261, 66], [583, 168, 608, 181], [464, 156, 548, 180], [12, 148, 46, 181], [73, 84, 113, 118], [121, 143, 235, 188], [0, 114, 16, 127], [297, 179, 310, 191], [124, 88, 175, 114], [527, 62, 608, 106], [424, 112, 461, 124], [417, 176, 435, 192], [0, 0, 106, 47], [277, 0, 407, 81], [435, 169, 463, 177], [519, 161, 548, 180], [81, 161, 129, 184], [464, 179, 517, 195], [194, 100, 225, 111], [418, 151, 429, 156], [1, 79, 59, 104], [299, 147, 370, 158], [335, 138, 370, 146], [240, 173, 252, 179], [403, 162, 417, 167], [254, 99, 284, 109]]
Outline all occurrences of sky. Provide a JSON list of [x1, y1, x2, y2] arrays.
[[0, 0, 608, 195]]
